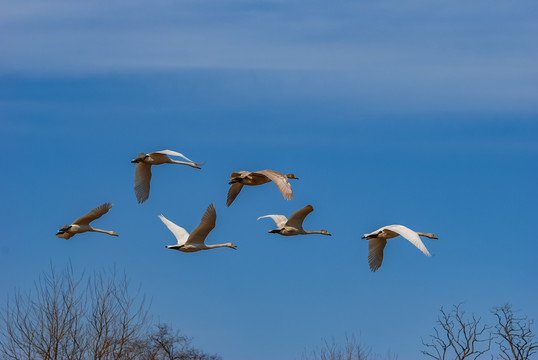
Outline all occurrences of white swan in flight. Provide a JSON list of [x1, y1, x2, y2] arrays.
[[159, 204, 237, 252], [362, 225, 438, 272], [258, 205, 331, 236], [56, 203, 118, 240], [227, 170, 298, 206], [131, 150, 203, 204]]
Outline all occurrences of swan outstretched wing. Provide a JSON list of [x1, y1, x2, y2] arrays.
[[286, 205, 314, 230], [383, 225, 431, 256], [158, 215, 189, 245], [186, 204, 216, 245], [227, 183, 244, 207], [134, 163, 152, 204], [255, 170, 293, 199], [73, 203, 113, 225], [368, 238, 387, 272], [153, 150, 194, 163], [257, 215, 288, 228]]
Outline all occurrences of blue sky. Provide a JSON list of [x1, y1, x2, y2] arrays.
[[1, 1, 537, 359]]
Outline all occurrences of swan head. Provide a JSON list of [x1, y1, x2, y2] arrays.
[[58, 224, 71, 232], [227, 243, 237, 250], [287, 174, 299, 180], [423, 233, 438, 239], [320, 230, 332, 236], [362, 230, 382, 239], [229, 177, 241, 184], [268, 229, 281, 234], [56, 225, 72, 235], [111, 231, 119, 236], [131, 153, 148, 163]]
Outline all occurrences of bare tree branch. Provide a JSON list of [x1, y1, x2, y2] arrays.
[[0, 265, 220, 360], [493, 304, 538, 360], [421, 304, 492, 360], [301, 334, 396, 360]]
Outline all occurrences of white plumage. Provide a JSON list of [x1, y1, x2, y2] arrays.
[[159, 204, 237, 253], [362, 224, 437, 272], [56, 203, 118, 240], [258, 205, 331, 236], [131, 149, 203, 204]]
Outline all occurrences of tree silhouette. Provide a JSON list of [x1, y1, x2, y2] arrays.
[[493, 304, 538, 360], [0, 266, 220, 360], [421, 304, 492, 360]]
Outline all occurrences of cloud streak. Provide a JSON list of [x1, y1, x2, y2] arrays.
[[2, 0, 537, 71], [1, 0, 537, 114]]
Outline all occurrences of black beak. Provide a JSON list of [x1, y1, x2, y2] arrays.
[[56, 232, 63, 235], [361, 236, 366, 239], [131, 160, 137, 163], [228, 181, 233, 184]]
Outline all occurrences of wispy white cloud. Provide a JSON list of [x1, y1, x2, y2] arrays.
[[2, 0, 536, 70], [1, 0, 537, 113]]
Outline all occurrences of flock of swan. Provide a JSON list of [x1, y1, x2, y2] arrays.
[[56, 149, 438, 272]]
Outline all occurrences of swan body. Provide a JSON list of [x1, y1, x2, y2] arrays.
[[159, 204, 237, 253], [362, 224, 438, 272], [227, 170, 298, 206], [258, 205, 331, 236], [56, 203, 118, 240], [131, 150, 203, 204]]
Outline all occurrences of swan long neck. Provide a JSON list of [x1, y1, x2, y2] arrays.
[[169, 160, 201, 169], [417, 232, 437, 239], [170, 159, 193, 165], [205, 243, 235, 249], [304, 230, 331, 236], [89, 228, 118, 236]]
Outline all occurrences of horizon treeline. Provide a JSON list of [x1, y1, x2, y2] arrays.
[[1, 266, 536, 360]]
